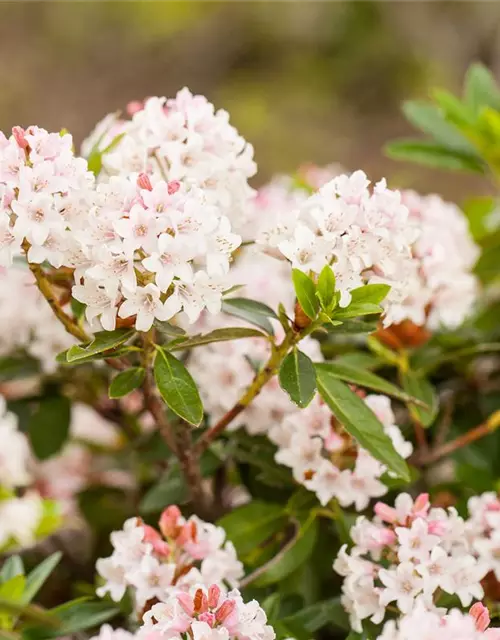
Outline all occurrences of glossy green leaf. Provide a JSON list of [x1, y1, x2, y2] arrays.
[[292, 269, 319, 320], [316, 266, 336, 312], [385, 139, 485, 173], [28, 397, 71, 460], [222, 298, 277, 334], [168, 327, 267, 351], [22, 553, 62, 605], [218, 501, 287, 557], [401, 370, 438, 428], [315, 362, 415, 404], [154, 347, 203, 426], [153, 320, 186, 337], [66, 329, 135, 363], [316, 370, 410, 480], [109, 367, 145, 399], [279, 349, 317, 408], [332, 303, 382, 320]]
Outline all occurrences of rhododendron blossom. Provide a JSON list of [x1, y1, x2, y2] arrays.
[[96, 506, 243, 611], [334, 492, 488, 632], [466, 492, 500, 581]]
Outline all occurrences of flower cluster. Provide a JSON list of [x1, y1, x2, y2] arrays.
[[256, 170, 419, 325], [466, 492, 500, 582], [96, 506, 243, 611], [334, 492, 488, 632], [0, 266, 75, 372], [0, 395, 45, 549], [141, 583, 275, 640], [271, 393, 412, 509], [395, 191, 480, 329], [82, 88, 256, 234], [0, 125, 94, 268], [377, 601, 500, 640]]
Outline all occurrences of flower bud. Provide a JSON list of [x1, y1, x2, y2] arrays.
[[137, 173, 153, 191], [126, 100, 144, 116], [159, 505, 182, 538], [193, 588, 208, 614], [176, 592, 194, 616], [12, 126, 28, 149], [215, 599, 236, 623], [168, 180, 181, 195], [470, 602, 490, 632], [374, 501, 398, 524], [208, 584, 221, 609]]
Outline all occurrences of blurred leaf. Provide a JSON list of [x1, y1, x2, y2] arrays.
[[109, 367, 145, 399], [464, 63, 500, 113], [25, 599, 119, 638], [0, 356, 39, 382], [402, 100, 478, 153], [316, 370, 410, 481], [462, 196, 497, 242], [0, 558, 23, 584], [0, 576, 26, 630], [168, 327, 267, 351], [218, 501, 287, 557], [385, 139, 485, 173], [432, 88, 477, 129], [222, 298, 277, 335], [28, 397, 71, 460], [332, 353, 381, 370], [35, 501, 61, 539], [401, 371, 438, 427], [65, 329, 135, 363], [154, 347, 203, 427], [315, 362, 415, 404], [280, 597, 349, 632], [22, 553, 62, 605], [292, 270, 319, 320], [279, 349, 317, 408]]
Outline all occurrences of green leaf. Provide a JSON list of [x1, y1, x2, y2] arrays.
[[218, 501, 287, 557], [385, 139, 485, 173], [0, 576, 26, 630], [279, 349, 317, 408], [314, 362, 415, 404], [222, 298, 277, 334], [324, 317, 379, 335], [292, 270, 319, 320], [316, 370, 410, 480], [168, 327, 267, 351], [464, 63, 500, 113], [66, 329, 135, 363], [22, 553, 62, 605], [401, 370, 438, 428], [153, 320, 186, 337], [280, 597, 349, 633], [153, 347, 203, 426], [350, 284, 391, 306], [254, 517, 318, 587], [36, 600, 119, 638], [109, 367, 145, 399], [0, 357, 39, 382], [56, 345, 135, 365], [332, 303, 382, 320], [402, 100, 478, 153], [432, 88, 478, 129], [35, 500, 61, 539], [0, 558, 23, 584], [28, 397, 71, 460], [462, 196, 497, 242], [316, 266, 336, 312]]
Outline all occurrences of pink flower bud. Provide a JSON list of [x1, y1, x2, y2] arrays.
[[374, 502, 398, 524], [470, 602, 490, 632], [126, 100, 144, 116], [377, 527, 397, 546], [168, 180, 181, 195], [176, 592, 194, 616], [193, 588, 208, 614], [486, 500, 500, 512], [428, 520, 447, 536], [137, 173, 153, 191], [413, 493, 430, 517], [215, 599, 236, 624], [208, 584, 221, 609], [159, 505, 181, 538], [12, 126, 28, 149], [198, 612, 216, 627]]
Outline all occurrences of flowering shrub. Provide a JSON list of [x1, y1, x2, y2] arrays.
[[2, 62, 500, 640]]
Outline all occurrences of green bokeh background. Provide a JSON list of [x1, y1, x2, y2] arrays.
[[1, 1, 498, 198]]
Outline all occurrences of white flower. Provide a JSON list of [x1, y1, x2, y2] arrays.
[[379, 562, 424, 613], [118, 283, 170, 331]]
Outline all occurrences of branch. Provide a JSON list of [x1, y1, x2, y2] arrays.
[[415, 410, 500, 466], [195, 327, 301, 455]]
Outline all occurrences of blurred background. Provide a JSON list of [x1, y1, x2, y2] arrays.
[[2, 1, 500, 199]]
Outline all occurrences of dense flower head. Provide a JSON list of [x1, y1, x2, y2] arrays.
[[395, 191, 480, 329], [72, 174, 241, 331], [256, 170, 420, 326], [271, 393, 412, 509], [141, 583, 275, 640], [377, 601, 500, 640], [334, 492, 488, 632], [466, 492, 500, 582], [0, 125, 95, 268], [0, 266, 75, 372], [81, 89, 257, 234], [96, 506, 243, 611]]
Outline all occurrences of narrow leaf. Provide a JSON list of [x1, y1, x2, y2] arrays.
[[0, 558, 23, 584], [22, 553, 62, 605], [292, 269, 319, 320], [109, 367, 145, 399], [279, 349, 317, 408], [154, 347, 203, 426], [29, 397, 71, 460], [168, 327, 267, 351], [316, 266, 336, 311], [401, 370, 438, 428], [66, 329, 135, 363], [316, 370, 410, 481], [464, 63, 500, 113], [385, 139, 485, 173], [222, 298, 277, 334], [350, 284, 391, 305]]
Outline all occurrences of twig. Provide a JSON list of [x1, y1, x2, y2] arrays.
[[415, 410, 500, 466], [195, 328, 301, 455], [174, 423, 212, 518]]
